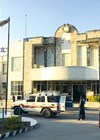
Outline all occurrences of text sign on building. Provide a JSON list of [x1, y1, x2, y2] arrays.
[[0, 47, 7, 53]]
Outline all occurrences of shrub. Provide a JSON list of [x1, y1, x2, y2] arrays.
[[1, 116, 23, 130], [87, 95, 100, 102]]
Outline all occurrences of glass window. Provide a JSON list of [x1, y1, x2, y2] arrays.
[[1, 83, 6, 96], [2, 83, 6, 89], [27, 96, 36, 102], [87, 47, 91, 66], [37, 96, 45, 102], [11, 57, 23, 71], [47, 96, 60, 103], [77, 46, 82, 66], [62, 53, 71, 66], [2, 63, 7, 74], [87, 46, 94, 66], [11, 81, 23, 95]]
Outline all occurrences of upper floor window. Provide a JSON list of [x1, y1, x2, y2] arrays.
[[87, 46, 94, 66], [11, 57, 23, 71], [62, 53, 71, 66], [77, 46, 82, 66]]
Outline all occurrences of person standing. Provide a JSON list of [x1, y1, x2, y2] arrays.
[[78, 96, 85, 120]]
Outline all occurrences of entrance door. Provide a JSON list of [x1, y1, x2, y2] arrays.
[[73, 85, 80, 103], [73, 85, 86, 103]]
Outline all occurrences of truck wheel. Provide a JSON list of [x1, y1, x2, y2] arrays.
[[14, 107, 23, 115], [42, 108, 51, 118]]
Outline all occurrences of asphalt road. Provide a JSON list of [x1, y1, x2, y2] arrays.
[[5, 108, 100, 140]]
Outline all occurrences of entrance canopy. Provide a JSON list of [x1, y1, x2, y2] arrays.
[[31, 66, 98, 81]]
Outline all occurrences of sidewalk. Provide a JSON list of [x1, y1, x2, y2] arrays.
[[0, 111, 38, 139], [74, 102, 99, 109]]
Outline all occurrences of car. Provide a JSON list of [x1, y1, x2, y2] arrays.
[[11, 91, 72, 118]]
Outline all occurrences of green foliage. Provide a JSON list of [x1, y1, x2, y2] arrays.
[[87, 95, 100, 102], [1, 116, 23, 130]]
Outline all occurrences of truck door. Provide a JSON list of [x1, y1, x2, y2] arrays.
[[25, 96, 36, 112], [59, 96, 66, 111]]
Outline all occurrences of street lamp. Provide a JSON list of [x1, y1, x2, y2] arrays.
[[0, 17, 10, 114]]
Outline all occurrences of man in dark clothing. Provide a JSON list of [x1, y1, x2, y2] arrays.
[[78, 97, 85, 120]]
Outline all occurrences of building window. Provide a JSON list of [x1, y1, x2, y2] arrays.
[[2, 83, 6, 89], [37, 96, 45, 102], [87, 46, 94, 66], [2, 63, 7, 74], [87, 47, 91, 66], [77, 46, 82, 66], [11, 57, 23, 71], [1, 83, 6, 96], [44, 49, 47, 67], [62, 53, 71, 66], [11, 81, 23, 95]]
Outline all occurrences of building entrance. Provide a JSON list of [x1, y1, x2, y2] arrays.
[[73, 85, 80, 102], [73, 85, 86, 103]]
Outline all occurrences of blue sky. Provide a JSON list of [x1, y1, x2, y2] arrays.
[[0, 0, 100, 47]]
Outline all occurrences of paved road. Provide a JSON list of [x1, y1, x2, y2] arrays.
[[5, 108, 100, 140]]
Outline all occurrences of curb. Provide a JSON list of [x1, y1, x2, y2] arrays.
[[0, 120, 38, 139]]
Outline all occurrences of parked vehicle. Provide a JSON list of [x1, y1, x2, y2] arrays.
[[11, 91, 73, 118]]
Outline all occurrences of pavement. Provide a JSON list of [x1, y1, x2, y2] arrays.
[[0, 102, 99, 139], [0, 110, 37, 139]]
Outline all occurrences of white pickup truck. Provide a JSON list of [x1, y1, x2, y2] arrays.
[[11, 91, 73, 118]]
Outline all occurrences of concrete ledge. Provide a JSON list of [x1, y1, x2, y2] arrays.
[[0, 114, 38, 139]]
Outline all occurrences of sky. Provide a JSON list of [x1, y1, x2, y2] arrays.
[[0, 0, 100, 47]]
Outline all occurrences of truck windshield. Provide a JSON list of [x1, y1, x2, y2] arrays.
[[47, 96, 60, 103]]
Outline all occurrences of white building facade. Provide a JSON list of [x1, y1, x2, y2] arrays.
[[0, 49, 7, 99], [8, 40, 23, 100], [7, 23, 100, 102]]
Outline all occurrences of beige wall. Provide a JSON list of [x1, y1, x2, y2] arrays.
[[12, 24, 100, 97], [8, 41, 23, 99], [23, 37, 43, 93], [23, 42, 32, 94]]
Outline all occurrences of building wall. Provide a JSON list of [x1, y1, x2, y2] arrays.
[[23, 41, 32, 94], [23, 37, 43, 94], [6, 23, 100, 99], [8, 40, 23, 99], [0, 53, 7, 98]]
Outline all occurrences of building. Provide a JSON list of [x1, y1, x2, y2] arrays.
[[8, 40, 23, 100], [8, 23, 100, 102], [0, 48, 7, 99]]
